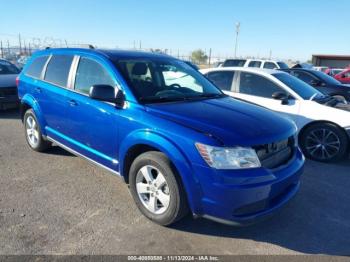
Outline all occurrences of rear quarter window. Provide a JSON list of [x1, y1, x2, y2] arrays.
[[44, 55, 74, 87], [25, 56, 49, 78]]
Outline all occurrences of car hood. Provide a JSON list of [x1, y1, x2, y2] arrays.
[[0, 74, 17, 88], [146, 96, 295, 146]]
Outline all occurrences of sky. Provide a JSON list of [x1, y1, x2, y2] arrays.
[[1, 0, 349, 61]]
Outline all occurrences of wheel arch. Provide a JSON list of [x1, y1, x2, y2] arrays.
[[119, 130, 202, 214], [20, 94, 47, 135], [299, 120, 348, 138]]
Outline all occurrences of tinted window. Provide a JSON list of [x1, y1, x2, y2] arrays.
[[239, 72, 282, 98], [311, 70, 341, 85], [223, 59, 246, 67], [290, 71, 317, 84], [277, 62, 289, 69], [25, 56, 48, 78], [273, 73, 323, 100], [263, 62, 277, 69], [207, 71, 235, 91], [44, 55, 73, 87], [248, 61, 261, 68], [0, 60, 20, 75], [75, 57, 115, 94]]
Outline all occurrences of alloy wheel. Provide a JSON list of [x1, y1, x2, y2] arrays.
[[26, 115, 40, 148], [135, 165, 170, 215], [305, 128, 341, 160]]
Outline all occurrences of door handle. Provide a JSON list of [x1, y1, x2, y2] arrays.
[[68, 99, 78, 106], [34, 87, 41, 93]]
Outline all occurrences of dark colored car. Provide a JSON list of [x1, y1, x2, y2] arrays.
[[0, 59, 21, 110], [17, 48, 304, 226], [281, 68, 350, 103]]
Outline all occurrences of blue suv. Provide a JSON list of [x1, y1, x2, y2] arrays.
[[18, 48, 304, 226]]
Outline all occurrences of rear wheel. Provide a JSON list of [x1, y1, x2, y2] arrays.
[[300, 123, 348, 162], [129, 151, 189, 226], [24, 109, 50, 152]]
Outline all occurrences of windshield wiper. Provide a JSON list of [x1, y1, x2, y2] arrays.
[[190, 93, 226, 99], [139, 96, 187, 103]]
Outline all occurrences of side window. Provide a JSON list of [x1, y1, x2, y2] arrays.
[[238, 72, 282, 98], [25, 56, 49, 78], [248, 61, 262, 68], [344, 71, 350, 78], [263, 62, 278, 69], [74, 57, 115, 95], [44, 55, 74, 87], [207, 71, 235, 91], [291, 71, 316, 84]]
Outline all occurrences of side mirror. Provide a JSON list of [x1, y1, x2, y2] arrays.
[[272, 92, 289, 105], [89, 85, 125, 107], [310, 79, 321, 86]]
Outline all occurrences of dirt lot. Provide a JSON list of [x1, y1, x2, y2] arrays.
[[0, 109, 349, 255]]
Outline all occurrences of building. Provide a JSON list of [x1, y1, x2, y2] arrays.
[[312, 54, 350, 68]]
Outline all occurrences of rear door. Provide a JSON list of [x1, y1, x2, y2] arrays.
[[230, 71, 300, 124], [206, 70, 235, 91], [41, 54, 74, 137]]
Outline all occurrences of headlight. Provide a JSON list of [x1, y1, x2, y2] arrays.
[[195, 143, 261, 169]]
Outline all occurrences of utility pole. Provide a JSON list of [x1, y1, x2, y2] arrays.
[[234, 22, 240, 58], [269, 50, 272, 60], [18, 33, 22, 55], [7, 40, 10, 55], [0, 41, 3, 58], [208, 48, 212, 66], [139, 40, 141, 50]]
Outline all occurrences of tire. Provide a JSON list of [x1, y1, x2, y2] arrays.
[[299, 122, 348, 162], [129, 151, 189, 226], [23, 109, 50, 152]]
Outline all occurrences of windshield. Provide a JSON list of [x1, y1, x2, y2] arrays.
[[277, 62, 289, 69], [312, 70, 342, 85], [114, 58, 224, 103], [223, 59, 246, 67], [273, 73, 324, 100], [0, 60, 20, 75]]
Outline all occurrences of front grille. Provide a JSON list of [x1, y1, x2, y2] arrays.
[[0, 87, 17, 97], [253, 136, 295, 169]]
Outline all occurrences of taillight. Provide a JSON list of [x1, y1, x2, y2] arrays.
[[16, 76, 19, 87]]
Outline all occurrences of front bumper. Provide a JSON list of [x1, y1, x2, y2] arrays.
[[193, 148, 304, 226], [346, 127, 350, 140]]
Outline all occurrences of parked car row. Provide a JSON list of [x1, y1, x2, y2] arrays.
[[201, 67, 350, 162], [16, 48, 305, 226], [0, 59, 20, 110], [221, 58, 289, 69]]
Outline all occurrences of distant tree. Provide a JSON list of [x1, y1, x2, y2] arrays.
[[191, 49, 208, 64]]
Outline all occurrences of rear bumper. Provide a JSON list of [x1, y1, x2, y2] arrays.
[[0, 95, 19, 110], [193, 148, 304, 226]]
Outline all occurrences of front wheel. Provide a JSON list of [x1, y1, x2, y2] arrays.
[[129, 151, 189, 226], [299, 123, 348, 162]]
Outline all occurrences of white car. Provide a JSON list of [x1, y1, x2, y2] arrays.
[[222, 59, 289, 69], [201, 67, 350, 162]]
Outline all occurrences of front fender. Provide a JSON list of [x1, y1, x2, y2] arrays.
[[21, 94, 47, 136], [119, 129, 203, 214]]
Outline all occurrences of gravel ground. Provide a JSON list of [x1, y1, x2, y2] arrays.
[[0, 109, 349, 255]]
